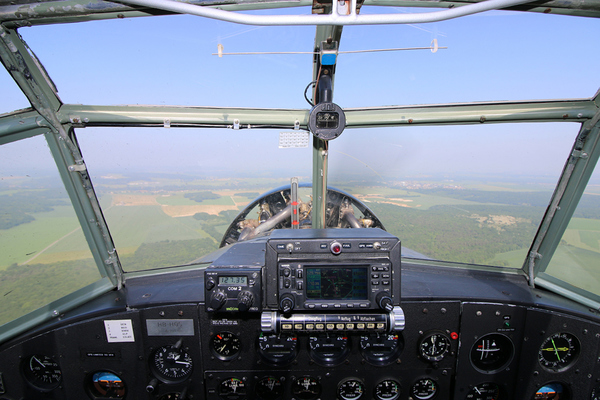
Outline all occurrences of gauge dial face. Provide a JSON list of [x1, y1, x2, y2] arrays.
[[220, 378, 246, 397], [151, 345, 193, 383], [256, 376, 284, 400], [211, 331, 241, 360], [90, 371, 126, 398], [292, 376, 321, 400], [308, 333, 349, 366], [419, 332, 451, 362], [534, 382, 568, 400], [470, 334, 514, 373], [538, 332, 580, 372], [338, 379, 365, 400], [466, 383, 500, 400], [22, 355, 62, 391], [410, 378, 438, 400], [258, 332, 298, 365], [360, 333, 403, 365], [374, 380, 401, 400]]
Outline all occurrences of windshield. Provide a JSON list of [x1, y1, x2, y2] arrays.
[[1, 3, 600, 330]]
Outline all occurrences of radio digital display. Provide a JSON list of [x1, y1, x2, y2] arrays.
[[219, 276, 248, 286], [305, 266, 368, 300]]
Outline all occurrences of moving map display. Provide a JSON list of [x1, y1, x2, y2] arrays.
[[305, 267, 368, 300]]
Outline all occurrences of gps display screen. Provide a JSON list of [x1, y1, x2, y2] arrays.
[[305, 266, 368, 300]]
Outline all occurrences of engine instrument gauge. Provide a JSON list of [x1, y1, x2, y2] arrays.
[[418, 332, 451, 362], [211, 331, 241, 360], [410, 378, 438, 400], [360, 333, 403, 365], [220, 377, 246, 398], [258, 332, 298, 365], [292, 376, 321, 400], [538, 332, 580, 372], [465, 383, 500, 400], [88, 371, 126, 398], [338, 379, 365, 400], [374, 380, 401, 400], [22, 355, 62, 391], [150, 345, 193, 383], [470, 333, 514, 373], [256, 376, 284, 400], [308, 333, 349, 366]]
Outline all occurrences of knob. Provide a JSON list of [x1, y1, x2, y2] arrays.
[[146, 378, 158, 393], [280, 295, 295, 313], [205, 278, 215, 290], [237, 290, 254, 312], [376, 292, 393, 312], [209, 289, 227, 311]]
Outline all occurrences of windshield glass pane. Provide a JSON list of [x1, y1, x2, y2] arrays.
[[0, 63, 30, 115], [545, 166, 600, 296], [329, 123, 579, 267], [336, 11, 600, 107], [0, 135, 101, 327], [75, 127, 312, 272], [18, 13, 315, 108]]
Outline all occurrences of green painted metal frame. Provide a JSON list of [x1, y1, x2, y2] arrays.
[[526, 104, 600, 310], [1, 0, 600, 340], [0, 24, 122, 342]]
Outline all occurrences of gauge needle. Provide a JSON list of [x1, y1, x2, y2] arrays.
[[175, 360, 190, 366], [33, 356, 46, 368], [551, 338, 561, 361]]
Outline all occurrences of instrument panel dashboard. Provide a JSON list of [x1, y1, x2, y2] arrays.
[[1, 231, 600, 400]]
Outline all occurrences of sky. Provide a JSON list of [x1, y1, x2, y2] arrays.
[[1, 7, 599, 185]]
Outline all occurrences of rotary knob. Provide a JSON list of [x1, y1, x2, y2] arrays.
[[376, 291, 393, 312], [237, 290, 254, 312], [209, 289, 227, 311], [279, 295, 295, 313]]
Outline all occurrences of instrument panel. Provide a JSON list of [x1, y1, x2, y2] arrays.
[[0, 230, 599, 400]]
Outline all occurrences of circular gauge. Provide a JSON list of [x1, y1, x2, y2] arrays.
[[220, 377, 246, 398], [419, 332, 451, 362], [258, 332, 298, 365], [534, 382, 569, 400], [360, 333, 403, 365], [88, 371, 126, 398], [22, 355, 62, 391], [151, 345, 193, 383], [256, 376, 284, 400], [211, 331, 241, 360], [374, 380, 401, 400], [292, 376, 321, 400], [410, 378, 438, 400], [538, 332, 580, 372], [338, 379, 365, 400], [470, 333, 514, 373], [308, 333, 350, 366], [465, 383, 500, 400]]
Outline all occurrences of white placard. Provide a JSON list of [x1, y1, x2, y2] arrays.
[[104, 320, 135, 343]]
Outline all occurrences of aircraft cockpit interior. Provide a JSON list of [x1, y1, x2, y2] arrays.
[[1, 0, 600, 399]]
